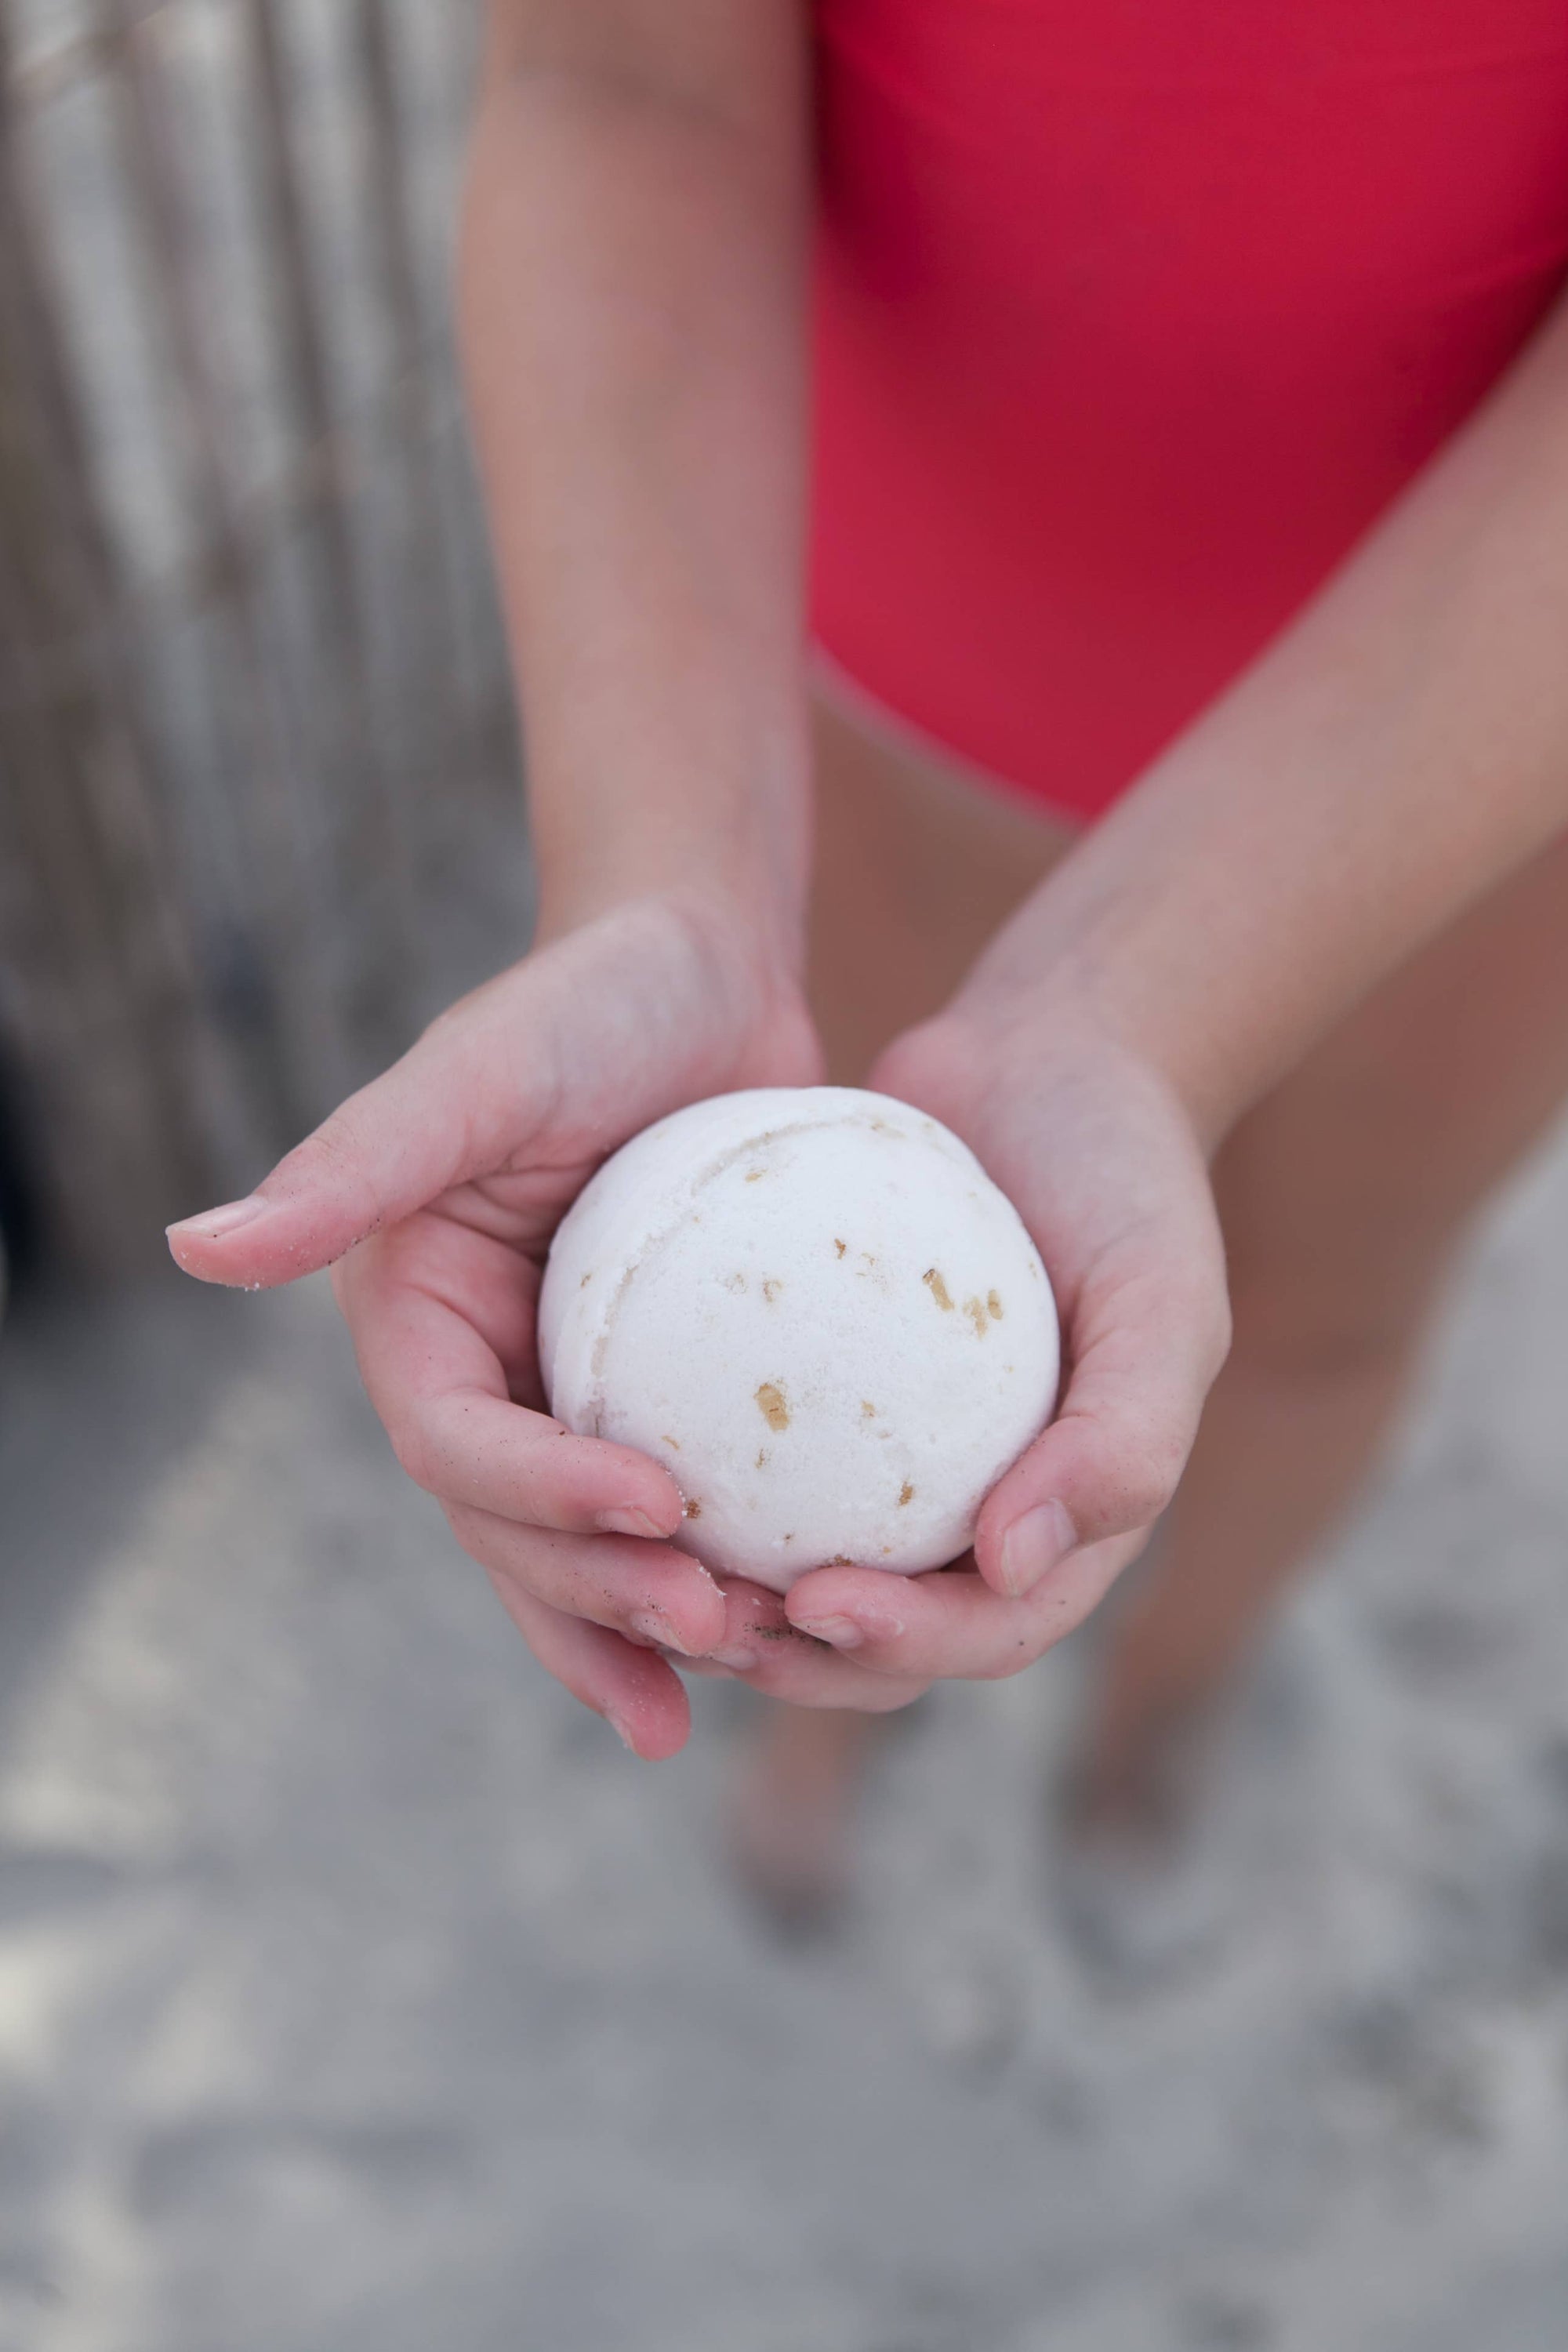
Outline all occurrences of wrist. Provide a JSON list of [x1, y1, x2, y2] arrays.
[[530, 731, 811, 972], [533, 869, 809, 1044], [939, 913, 1246, 1156], [895, 975, 1221, 1172], [537, 862, 804, 985]]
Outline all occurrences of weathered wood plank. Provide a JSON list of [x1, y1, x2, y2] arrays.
[[0, 13, 249, 1269]]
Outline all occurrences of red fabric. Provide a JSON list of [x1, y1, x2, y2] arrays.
[[809, 0, 1568, 818]]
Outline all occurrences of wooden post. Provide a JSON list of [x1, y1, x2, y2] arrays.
[[237, 0, 423, 1056], [89, 0, 355, 1122], [0, 22, 247, 1272], [0, 0, 517, 1274]]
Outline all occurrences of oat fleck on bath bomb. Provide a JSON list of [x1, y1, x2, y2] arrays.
[[538, 1087, 1059, 1593]]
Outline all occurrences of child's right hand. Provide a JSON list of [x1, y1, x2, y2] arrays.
[[167, 889, 822, 1759]]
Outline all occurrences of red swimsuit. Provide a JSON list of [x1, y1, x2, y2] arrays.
[[809, 0, 1568, 820]]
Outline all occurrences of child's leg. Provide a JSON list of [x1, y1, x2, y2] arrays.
[[739, 688, 1568, 1889], [802, 691, 1079, 1076], [1077, 826, 1568, 1833], [728, 1701, 890, 1927], [729, 694, 1076, 1912]]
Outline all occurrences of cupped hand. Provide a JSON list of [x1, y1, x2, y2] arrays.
[[167, 889, 822, 1759], [710, 1005, 1232, 1707]]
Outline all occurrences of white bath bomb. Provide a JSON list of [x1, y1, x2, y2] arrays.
[[538, 1087, 1058, 1593]]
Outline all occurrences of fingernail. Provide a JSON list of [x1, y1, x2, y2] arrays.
[[998, 1500, 1076, 1598], [793, 1615, 865, 1651], [710, 1646, 759, 1672], [605, 1712, 637, 1752], [166, 1194, 268, 1243], [597, 1507, 667, 1541]]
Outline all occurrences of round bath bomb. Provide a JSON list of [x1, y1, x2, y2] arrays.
[[538, 1087, 1058, 1593]]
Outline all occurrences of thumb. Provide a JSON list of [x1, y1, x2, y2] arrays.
[[974, 1238, 1231, 1598], [167, 895, 767, 1288], [166, 1028, 502, 1289]]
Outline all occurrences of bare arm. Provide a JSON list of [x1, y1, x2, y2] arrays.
[[961, 289, 1568, 1145], [165, 2, 831, 1760], [460, 0, 811, 967], [775, 285, 1568, 1686], [176, 10, 1568, 1722]]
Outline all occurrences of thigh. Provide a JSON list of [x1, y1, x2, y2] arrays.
[[1216, 826, 1568, 1356], [808, 689, 1078, 1083], [811, 692, 1568, 1347]]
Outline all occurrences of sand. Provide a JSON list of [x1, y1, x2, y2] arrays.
[[1, 1123, 1566, 2351]]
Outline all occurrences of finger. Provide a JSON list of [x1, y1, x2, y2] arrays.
[[164, 906, 755, 1291], [867, 1023, 1229, 1604], [424, 1400, 684, 1535], [164, 927, 608, 1289], [975, 1239, 1229, 1601], [699, 1581, 932, 1712], [338, 1218, 684, 1536], [488, 1578, 692, 1759], [783, 1532, 1147, 1680], [165, 1028, 523, 1291], [449, 1504, 727, 1659]]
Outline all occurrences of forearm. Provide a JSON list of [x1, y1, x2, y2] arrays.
[[963, 289, 1568, 1144], [459, 6, 811, 964]]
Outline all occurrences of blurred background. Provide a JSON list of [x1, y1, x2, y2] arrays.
[[1, 0, 523, 1285], [3, 4, 1568, 2348]]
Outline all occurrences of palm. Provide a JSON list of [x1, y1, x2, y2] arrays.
[[172, 895, 822, 1756], [352, 924, 821, 1421], [170, 920, 1232, 1727], [874, 1012, 1228, 1498], [713, 1007, 1234, 1701]]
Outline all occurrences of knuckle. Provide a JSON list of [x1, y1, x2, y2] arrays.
[[1203, 1291, 1235, 1380], [282, 1110, 363, 1190], [442, 1496, 496, 1545], [387, 1418, 434, 1491], [1167, 1267, 1232, 1385], [281, 1107, 389, 1243], [1115, 1439, 1185, 1530]]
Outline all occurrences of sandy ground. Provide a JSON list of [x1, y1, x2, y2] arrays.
[[2, 1127, 1568, 2352]]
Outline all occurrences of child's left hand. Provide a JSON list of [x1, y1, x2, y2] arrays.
[[694, 1003, 1232, 1706]]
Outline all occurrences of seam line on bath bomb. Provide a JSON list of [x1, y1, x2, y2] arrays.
[[578, 1112, 887, 1435]]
